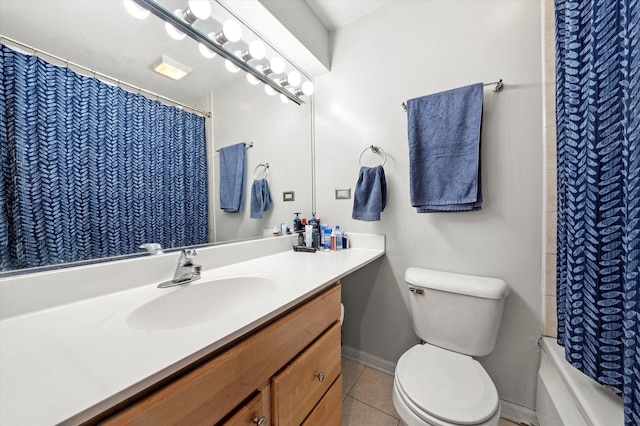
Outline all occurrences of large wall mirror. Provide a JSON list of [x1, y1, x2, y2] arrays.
[[0, 0, 313, 273]]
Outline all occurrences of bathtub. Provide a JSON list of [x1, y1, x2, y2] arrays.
[[536, 337, 624, 425]]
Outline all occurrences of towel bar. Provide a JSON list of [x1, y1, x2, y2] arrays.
[[253, 163, 269, 179], [216, 141, 254, 152], [359, 145, 387, 167], [401, 79, 504, 111]]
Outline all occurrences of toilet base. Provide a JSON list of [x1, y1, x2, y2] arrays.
[[392, 377, 501, 426]]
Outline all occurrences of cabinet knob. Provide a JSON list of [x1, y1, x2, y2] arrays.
[[316, 372, 325, 382], [253, 416, 267, 426]]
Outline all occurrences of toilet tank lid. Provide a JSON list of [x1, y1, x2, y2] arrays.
[[405, 268, 509, 300]]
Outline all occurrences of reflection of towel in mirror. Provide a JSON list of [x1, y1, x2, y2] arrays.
[[407, 83, 483, 212], [219, 143, 246, 213], [250, 179, 273, 219], [352, 165, 387, 221]]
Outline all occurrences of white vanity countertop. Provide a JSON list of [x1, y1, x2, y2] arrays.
[[0, 234, 385, 425]]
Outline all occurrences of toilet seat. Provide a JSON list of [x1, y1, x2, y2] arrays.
[[394, 344, 499, 425]]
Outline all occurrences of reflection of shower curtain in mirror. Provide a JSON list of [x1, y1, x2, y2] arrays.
[[0, 45, 208, 270]]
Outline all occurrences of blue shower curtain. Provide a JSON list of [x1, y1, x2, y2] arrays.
[[0, 45, 208, 270], [556, 0, 639, 424]]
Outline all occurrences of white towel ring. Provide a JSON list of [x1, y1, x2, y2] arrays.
[[253, 163, 269, 180], [359, 145, 387, 167]]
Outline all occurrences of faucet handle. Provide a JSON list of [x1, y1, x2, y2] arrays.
[[183, 249, 198, 257]]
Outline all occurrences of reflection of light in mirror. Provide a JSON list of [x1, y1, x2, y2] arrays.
[[280, 94, 290, 104], [302, 81, 314, 95], [225, 59, 240, 73], [198, 35, 217, 58], [165, 10, 186, 40], [123, 0, 150, 19], [265, 85, 277, 96], [246, 74, 260, 85]]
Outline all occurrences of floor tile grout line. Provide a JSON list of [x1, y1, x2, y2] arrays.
[[346, 394, 400, 421]]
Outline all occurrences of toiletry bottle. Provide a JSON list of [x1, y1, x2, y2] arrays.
[[293, 213, 302, 233], [330, 228, 337, 251], [335, 225, 343, 250], [323, 227, 332, 250], [305, 225, 313, 248], [309, 214, 320, 249]]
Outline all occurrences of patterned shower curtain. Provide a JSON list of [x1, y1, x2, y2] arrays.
[[0, 45, 208, 271], [556, 0, 639, 424]]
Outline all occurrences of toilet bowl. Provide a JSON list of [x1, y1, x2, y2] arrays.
[[393, 268, 509, 426], [392, 344, 500, 426]]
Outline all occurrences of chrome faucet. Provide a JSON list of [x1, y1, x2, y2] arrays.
[[139, 243, 163, 255], [158, 249, 201, 288]]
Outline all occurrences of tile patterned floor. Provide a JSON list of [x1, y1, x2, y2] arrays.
[[341, 357, 520, 426]]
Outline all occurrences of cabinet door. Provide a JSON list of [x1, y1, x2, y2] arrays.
[[302, 375, 342, 426], [221, 391, 268, 426], [271, 322, 341, 425]]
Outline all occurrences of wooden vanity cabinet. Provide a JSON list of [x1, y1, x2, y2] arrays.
[[98, 283, 341, 426]]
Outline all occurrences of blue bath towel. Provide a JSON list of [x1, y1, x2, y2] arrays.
[[407, 83, 483, 212], [352, 165, 387, 221], [250, 179, 272, 219], [219, 143, 246, 213]]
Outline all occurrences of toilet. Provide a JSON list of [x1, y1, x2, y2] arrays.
[[393, 268, 510, 426]]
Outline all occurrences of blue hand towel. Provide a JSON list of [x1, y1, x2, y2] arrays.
[[250, 178, 272, 219], [219, 143, 246, 213], [407, 83, 483, 212], [352, 165, 387, 221]]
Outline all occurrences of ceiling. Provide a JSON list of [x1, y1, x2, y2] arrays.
[[0, 0, 393, 106], [305, 0, 393, 31]]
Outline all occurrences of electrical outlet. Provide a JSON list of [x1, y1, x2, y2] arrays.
[[283, 191, 295, 201], [335, 188, 351, 199]]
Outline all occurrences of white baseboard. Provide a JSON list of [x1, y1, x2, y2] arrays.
[[500, 398, 539, 425], [341, 345, 396, 376]]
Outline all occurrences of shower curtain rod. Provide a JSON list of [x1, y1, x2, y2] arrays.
[[0, 35, 212, 118]]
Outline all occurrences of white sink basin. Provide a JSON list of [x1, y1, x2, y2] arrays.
[[126, 275, 279, 331]]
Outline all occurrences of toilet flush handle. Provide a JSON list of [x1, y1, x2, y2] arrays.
[[409, 287, 424, 295]]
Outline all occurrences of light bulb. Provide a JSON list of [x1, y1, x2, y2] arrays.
[[265, 85, 277, 96], [198, 42, 216, 58], [280, 94, 290, 104], [188, 0, 211, 20], [222, 20, 242, 43], [248, 41, 265, 60], [286, 71, 301, 87], [165, 10, 186, 40], [269, 57, 285, 75], [123, 0, 150, 19], [247, 74, 260, 85], [225, 60, 240, 73], [302, 81, 314, 96]]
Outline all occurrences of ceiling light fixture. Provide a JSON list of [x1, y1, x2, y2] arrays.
[[150, 55, 192, 80], [133, 0, 309, 104]]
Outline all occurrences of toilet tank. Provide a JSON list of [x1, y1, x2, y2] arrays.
[[405, 268, 510, 357]]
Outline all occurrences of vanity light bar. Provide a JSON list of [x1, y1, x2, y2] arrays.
[[133, 0, 305, 105]]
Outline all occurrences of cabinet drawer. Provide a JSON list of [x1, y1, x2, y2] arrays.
[[100, 284, 341, 426], [271, 322, 341, 425], [302, 375, 342, 426]]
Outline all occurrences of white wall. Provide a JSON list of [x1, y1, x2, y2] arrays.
[[211, 77, 313, 242], [314, 0, 543, 412]]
